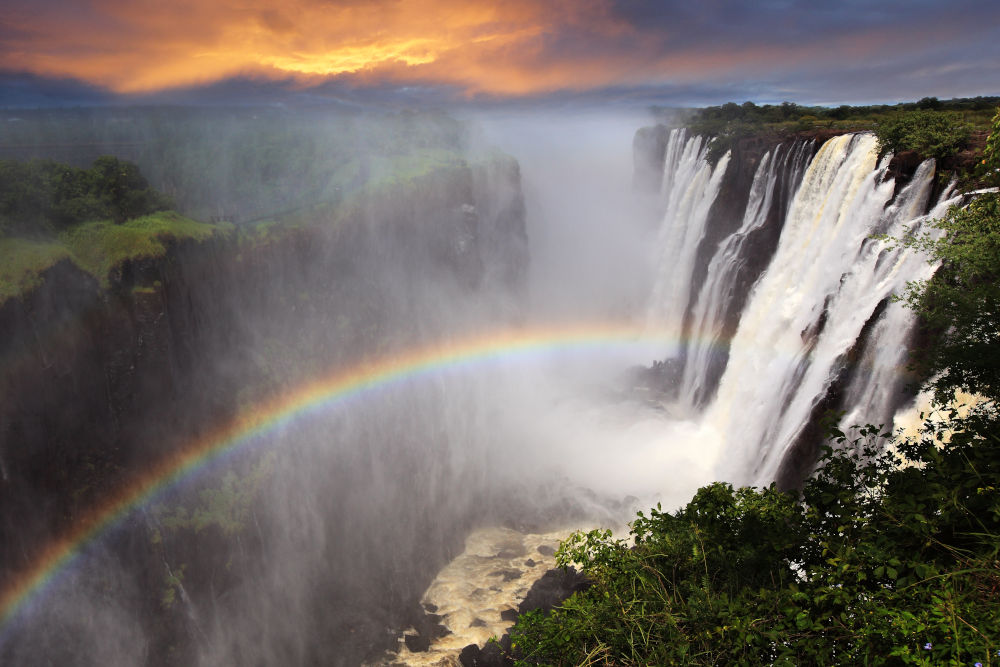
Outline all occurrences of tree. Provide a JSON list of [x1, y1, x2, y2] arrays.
[[90, 155, 170, 224], [899, 106, 1000, 404], [874, 110, 972, 160]]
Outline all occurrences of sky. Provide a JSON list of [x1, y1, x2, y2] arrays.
[[1, 0, 999, 109]]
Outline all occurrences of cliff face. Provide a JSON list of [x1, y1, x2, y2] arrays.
[[0, 157, 528, 665]]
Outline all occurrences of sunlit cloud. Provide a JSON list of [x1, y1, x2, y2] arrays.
[[0, 0, 998, 104]]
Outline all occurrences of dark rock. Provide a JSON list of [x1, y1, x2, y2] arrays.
[[518, 566, 591, 615], [500, 608, 519, 622], [479, 636, 513, 666], [536, 545, 555, 556], [459, 638, 513, 667], [404, 632, 431, 653], [524, 558, 536, 567], [423, 603, 438, 613], [489, 569, 522, 582], [459, 644, 481, 666], [469, 618, 487, 628]]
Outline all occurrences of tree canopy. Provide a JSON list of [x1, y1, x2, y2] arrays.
[[0, 156, 171, 237]]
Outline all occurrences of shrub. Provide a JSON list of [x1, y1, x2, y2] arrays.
[[874, 110, 972, 159]]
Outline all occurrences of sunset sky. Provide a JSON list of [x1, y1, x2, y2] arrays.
[[2, 0, 999, 108]]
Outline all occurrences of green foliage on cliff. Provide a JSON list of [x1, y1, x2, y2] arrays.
[[874, 111, 972, 160], [684, 97, 997, 165], [0, 211, 227, 302], [0, 156, 172, 236], [0, 237, 71, 302], [60, 211, 227, 286], [897, 191, 1000, 404]]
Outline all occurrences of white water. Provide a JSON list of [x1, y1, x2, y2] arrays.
[[838, 181, 961, 432], [679, 141, 812, 408], [700, 134, 939, 483], [645, 129, 731, 356]]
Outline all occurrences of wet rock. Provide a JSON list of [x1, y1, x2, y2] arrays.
[[459, 638, 513, 667], [500, 608, 519, 622], [459, 644, 481, 666], [518, 566, 590, 615], [404, 632, 430, 653], [488, 568, 522, 582], [536, 545, 555, 557]]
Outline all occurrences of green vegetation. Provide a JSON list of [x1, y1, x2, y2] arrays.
[[0, 155, 219, 300], [874, 111, 973, 160], [151, 453, 275, 611], [0, 210, 228, 300], [513, 107, 1000, 665], [0, 156, 171, 236], [0, 236, 71, 302], [512, 420, 999, 665], [682, 97, 998, 164], [59, 211, 227, 286]]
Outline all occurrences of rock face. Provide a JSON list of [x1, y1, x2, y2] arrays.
[[0, 158, 528, 666]]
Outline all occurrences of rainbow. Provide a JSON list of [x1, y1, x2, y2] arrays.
[[0, 322, 693, 633]]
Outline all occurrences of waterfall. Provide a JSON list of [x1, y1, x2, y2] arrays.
[[698, 133, 939, 484], [679, 141, 812, 408], [837, 182, 961, 433], [645, 129, 731, 356], [641, 129, 958, 486]]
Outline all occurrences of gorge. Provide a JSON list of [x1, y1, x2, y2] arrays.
[[0, 108, 960, 665]]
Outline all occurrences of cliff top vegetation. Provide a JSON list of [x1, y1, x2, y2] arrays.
[[679, 96, 998, 168]]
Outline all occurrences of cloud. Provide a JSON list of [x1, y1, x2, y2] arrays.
[[0, 0, 998, 106]]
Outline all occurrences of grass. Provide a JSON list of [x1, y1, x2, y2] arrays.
[[0, 211, 231, 304], [0, 237, 72, 303], [366, 148, 466, 188], [59, 211, 230, 286]]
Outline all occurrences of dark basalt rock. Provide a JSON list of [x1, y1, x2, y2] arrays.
[[459, 635, 513, 667], [518, 566, 590, 615]]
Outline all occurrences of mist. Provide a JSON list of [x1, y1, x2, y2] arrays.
[[1, 100, 940, 664], [0, 105, 725, 666]]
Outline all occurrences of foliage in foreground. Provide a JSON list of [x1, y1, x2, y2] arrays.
[[512, 418, 1000, 666]]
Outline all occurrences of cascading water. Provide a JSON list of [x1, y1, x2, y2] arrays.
[[643, 130, 954, 486], [645, 129, 731, 353], [679, 141, 812, 408]]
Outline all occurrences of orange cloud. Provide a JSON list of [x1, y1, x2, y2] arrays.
[[0, 0, 973, 99], [0, 0, 557, 93]]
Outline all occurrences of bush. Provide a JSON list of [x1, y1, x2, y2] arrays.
[[511, 421, 1000, 665], [874, 110, 972, 159], [0, 156, 172, 237]]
